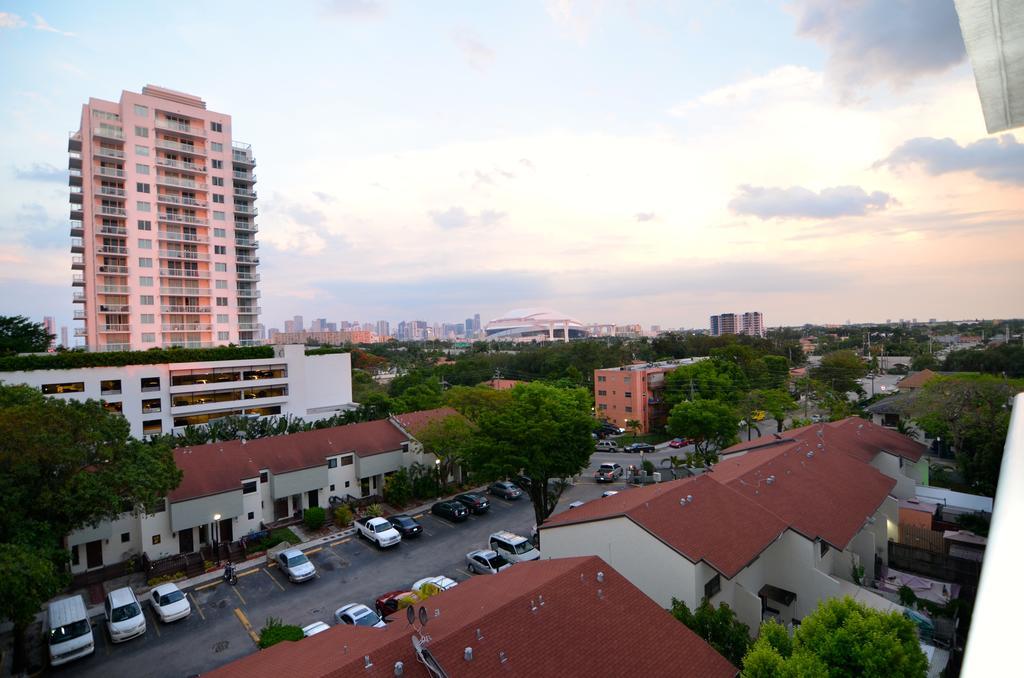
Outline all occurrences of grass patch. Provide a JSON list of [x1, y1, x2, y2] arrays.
[[245, 527, 300, 555], [620, 433, 671, 446]]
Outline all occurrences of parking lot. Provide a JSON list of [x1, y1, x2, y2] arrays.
[[50, 493, 536, 677]]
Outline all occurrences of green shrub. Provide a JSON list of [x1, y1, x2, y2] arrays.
[[244, 527, 301, 555], [0, 345, 273, 372], [897, 585, 917, 607], [304, 506, 326, 531], [383, 468, 413, 507], [334, 504, 353, 527], [258, 617, 304, 649], [641, 460, 655, 475], [366, 503, 384, 518]]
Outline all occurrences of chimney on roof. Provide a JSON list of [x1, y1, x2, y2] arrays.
[[394, 661, 404, 675], [464, 647, 473, 662], [364, 655, 372, 669]]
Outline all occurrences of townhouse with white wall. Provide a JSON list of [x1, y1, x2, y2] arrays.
[[0, 344, 353, 438], [67, 410, 460, 574], [542, 421, 904, 634]]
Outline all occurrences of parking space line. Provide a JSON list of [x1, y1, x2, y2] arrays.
[[495, 498, 512, 506], [457, 568, 473, 578], [330, 538, 350, 547], [353, 537, 379, 551], [189, 592, 205, 620], [147, 608, 161, 637], [263, 567, 286, 592], [232, 585, 247, 605], [422, 529, 434, 536], [306, 546, 323, 555], [413, 513, 424, 519], [194, 579, 221, 592], [238, 567, 259, 578], [432, 519, 455, 529], [233, 608, 260, 645]]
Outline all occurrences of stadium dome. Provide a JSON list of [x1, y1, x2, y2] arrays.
[[484, 308, 588, 342]]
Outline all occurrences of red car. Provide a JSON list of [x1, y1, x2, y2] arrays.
[[669, 438, 691, 448], [375, 590, 421, 618]]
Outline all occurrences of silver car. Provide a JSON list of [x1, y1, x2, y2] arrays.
[[334, 603, 386, 628], [465, 549, 511, 575], [277, 548, 316, 583], [105, 587, 146, 643]]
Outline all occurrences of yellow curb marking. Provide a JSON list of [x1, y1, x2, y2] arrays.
[[234, 608, 260, 644], [263, 567, 286, 592], [188, 592, 205, 620]]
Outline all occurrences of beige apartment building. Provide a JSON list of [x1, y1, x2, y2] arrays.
[[69, 85, 260, 351], [594, 358, 705, 433]]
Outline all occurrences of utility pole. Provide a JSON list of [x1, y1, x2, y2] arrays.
[[689, 377, 695, 401]]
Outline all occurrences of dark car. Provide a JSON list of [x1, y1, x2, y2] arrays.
[[387, 514, 423, 538], [624, 442, 656, 454], [375, 590, 420, 618], [454, 492, 490, 514], [431, 500, 468, 522], [487, 481, 523, 500], [597, 422, 624, 436]]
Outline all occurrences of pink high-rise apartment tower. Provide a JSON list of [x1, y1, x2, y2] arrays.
[[68, 86, 260, 351]]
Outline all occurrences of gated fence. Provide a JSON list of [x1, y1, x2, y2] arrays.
[[897, 524, 946, 553], [888, 541, 982, 586]]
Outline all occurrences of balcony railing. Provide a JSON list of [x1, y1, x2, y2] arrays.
[[94, 147, 125, 159], [236, 272, 260, 282], [156, 175, 207, 190], [233, 204, 257, 215], [73, 310, 87, 320], [155, 119, 205, 136], [99, 225, 128, 236], [162, 305, 211, 314], [99, 324, 131, 333], [97, 245, 128, 255], [232, 170, 256, 182], [237, 323, 261, 331], [157, 194, 207, 208], [155, 157, 206, 173], [238, 339, 263, 346], [160, 286, 211, 296], [162, 323, 212, 332], [158, 231, 208, 244], [95, 167, 126, 179], [233, 188, 256, 199], [155, 139, 206, 155], [71, 274, 84, 285], [72, 292, 86, 302], [234, 221, 257, 232], [99, 304, 130, 314], [236, 289, 261, 298], [159, 213, 208, 226], [160, 268, 210, 279], [70, 220, 84, 236], [99, 265, 129, 275], [93, 126, 125, 140], [237, 306, 261, 315], [71, 255, 84, 268], [71, 237, 84, 251], [235, 238, 258, 248], [98, 285, 130, 294], [97, 186, 127, 198], [235, 254, 259, 264], [159, 249, 209, 262], [163, 341, 215, 349], [98, 206, 127, 217], [74, 327, 88, 337], [98, 343, 132, 352]]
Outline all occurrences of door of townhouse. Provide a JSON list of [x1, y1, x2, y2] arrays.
[[178, 528, 194, 554], [85, 540, 103, 569], [307, 489, 318, 509], [290, 494, 301, 517], [274, 497, 289, 520], [360, 477, 370, 497], [219, 517, 233, 543]]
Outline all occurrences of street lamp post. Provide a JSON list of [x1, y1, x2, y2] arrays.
[[434, 458, 442, 496], [213, 513, 222, 565]]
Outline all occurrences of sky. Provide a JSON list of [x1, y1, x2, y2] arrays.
[[0, 0, 1022, 334]]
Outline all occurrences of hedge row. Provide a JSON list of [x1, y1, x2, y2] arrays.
[[0, 345, 276, 372]]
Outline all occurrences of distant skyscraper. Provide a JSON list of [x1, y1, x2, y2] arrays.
[[42, 316, 56, 350], [325, 322, 337, 332], [710, 315, 720, 336], [284, 320, 295, 333], [375, 320, 390, 338], [293, 315, 304, 332], [473, 313, 481, 336], [60, 325, 69, 348], [709, 313, 740, 336], [741, 312, 765, 338], [309, 318, 326, 333], [69, 85, 260, 351], [268, 327, 279, 340], [465, 317, 474, 335]]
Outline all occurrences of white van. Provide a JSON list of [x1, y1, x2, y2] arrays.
[[48, 595, 94, 667], [489, 531, 541, 563]]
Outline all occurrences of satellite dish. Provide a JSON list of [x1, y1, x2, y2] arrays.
[[418, 606, 429, 626], [406, 605, 415, 626]]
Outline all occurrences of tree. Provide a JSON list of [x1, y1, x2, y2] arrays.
[[759, 389, 798, 433], [661, 455, 690, 479], [912, 376, 1015, 495], [667, 399, 739, 461], [442, 384, 513, 422], [0, 315, 53, 355], [383, 467, 413, 507], [0, 384, 182, 670], [625, 418, 642, 439], [812, 350, 867, 396], [672, 598, 751, 667], [466, 382, 593, 529], [392, 383, 443, 413], [742, 597, 928, 678], [415, 414, 476, 491], [664, 359, 747, 408]]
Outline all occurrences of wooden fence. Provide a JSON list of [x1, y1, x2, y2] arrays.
[[898, 524, 946, 553]]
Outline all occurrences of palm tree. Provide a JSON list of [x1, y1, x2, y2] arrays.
[[661, 455, 690, 480], [625, 419, 642, 439]]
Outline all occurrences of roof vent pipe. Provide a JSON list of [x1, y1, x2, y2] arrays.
[[465, 647, 473, 661]]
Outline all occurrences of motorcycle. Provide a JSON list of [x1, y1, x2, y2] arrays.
[[223, 562, 238, 585]]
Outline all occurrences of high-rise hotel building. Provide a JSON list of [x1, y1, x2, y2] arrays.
[[68, 85, 260, 351]]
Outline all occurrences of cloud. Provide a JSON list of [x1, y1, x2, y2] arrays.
[[729, 185, 895, 220], [452, 28, 495, 72], [634, 212, 656, 222], [0, 12, 25, 29], [429, 206, 505, 230], [12, 203, 66, 249], [875, 134, 1024, 186], [13, 163, 66, 183], [672, 66, 822, 115], [31, 13, 74, 37], [545, 0, 606, 43], [323, 0, 384, 18], [790, 0, 964, 97], [313, 191, 336, 203]]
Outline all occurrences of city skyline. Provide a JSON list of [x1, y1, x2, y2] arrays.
[[1, 2, 1022, 338]]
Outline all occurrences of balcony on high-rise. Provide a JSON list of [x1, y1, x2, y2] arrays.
[[231, 141, 255, 165], [93, 126, 125, 141], [155, 119, 205, 137], [155, 157, 207, 174], [155, 138, 206, 156]]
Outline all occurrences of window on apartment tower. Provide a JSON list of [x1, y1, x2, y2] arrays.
[[213, 194, 225, 203], [211, 121, 223, 132], [213, 211, 226, 221], [217, 314, 229, 323], [138, 238, 151, 249], [140, 314, 154, 324], [704, 574, 721, 599], [211, 142, 223, 152], [242, 480, 257, 494], [597, 376, 606, 382], [218, 331, 229, 341], [140, 295, 153, 305], [139, 276, 153, 287], [142, 332, 155, 343], [136, 182, 150, 193], [214, 228, 226, 237], [214, 245, 226, 255], [138, 220, 151, 230], [212, 159, 223, 169], [216, 297, 228, 306], [215, 263, 227, 272], [134, 125, 149, 137], [598, 390, 607, 396], [138, 257, 152, 268], [136, 163, 149, 175], [133, 104, 149, 117], [135, 145, 149, 156], [216, 280, 227, 289], [212, 177, 224, 186], [624, 392, 632, 398]]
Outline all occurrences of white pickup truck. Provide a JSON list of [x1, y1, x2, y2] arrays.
[[355, 517, 402, 548]]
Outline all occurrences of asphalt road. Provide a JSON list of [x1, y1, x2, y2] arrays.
[[49, 495, 536, 678]]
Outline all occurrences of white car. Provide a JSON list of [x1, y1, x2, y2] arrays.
[[302, 621, 331, 637], [602, 490, 619, 497], [334, 603, 386, 628], [277, 548, 316, 583], [465, 549, 511, 575], [412, 576, 458, 596], [105, 587, 146, 643], [149, 583, 191, 623]]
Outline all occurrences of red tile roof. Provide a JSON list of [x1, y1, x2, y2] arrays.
[[390, 406, 463, 436], [545, 475, 788, 578], [897, 369, 938, 390], [720, 417, 925, 464], [204, 556, 736, 678], [169, 419, 409, 503]]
